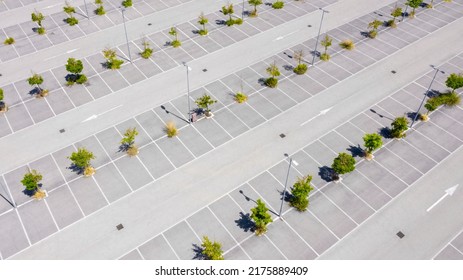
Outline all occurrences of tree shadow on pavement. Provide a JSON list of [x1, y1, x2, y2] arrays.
[[318, 166, 334, 182], [192, 244, 206, 260], [347, 145, 364, 158], [235, 212, 254, 233]]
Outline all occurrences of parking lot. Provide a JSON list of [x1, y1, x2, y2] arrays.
[[119, 54, 463, 260], [0, 0, 462, 259], [434, 229, 463, 260], [0, 0, 40, 13]]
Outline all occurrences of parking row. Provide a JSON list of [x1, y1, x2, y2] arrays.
[[434, 229, 463, 260], [0, 0, 39, 13], [119, 57, 463, 260]]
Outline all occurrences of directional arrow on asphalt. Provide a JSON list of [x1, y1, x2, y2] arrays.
[[426, 184, 459, 212], [300, 106, 333, 126], [273, 30, 300, 41], [81, 105, 123, 123]]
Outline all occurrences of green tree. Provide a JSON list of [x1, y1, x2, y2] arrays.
[[140, 39, 153, 59], [65, 58, 87, 85], [331, 152, 356, 178], [363, 133, 383, 159], [95, 0, 105, 15], [320, 34, 332, 61], [64, 2, 78, 26], [122, 0, 132, 8], [102, 47, 123, 69], [4, 37, 15, 45], [389, 6, 402, 27], [272, 0, 284, 9], [198, 12, 208, 35], [368, 19, 382, 38], [248, 0, 263, 17], [250, 199, 273, 236], [121, 127, 139, 156], [290, 176, 314, 211], [195, 94, 217, 117], [265, 62, 280, 88], [69, 148, 95, 176], [0, 88, 6, 112], [293, 50, 307, 75], [222, 4, 235, 26], [28, 73, 48, 97], [21, 170, 42, 192], [169, 27, 181, 47], [390, 116, 409, 138], [445, 73, 463, 93], [201, 236, 224, 260], [31, 11, 45, 34], [406, 0, 423, 17]]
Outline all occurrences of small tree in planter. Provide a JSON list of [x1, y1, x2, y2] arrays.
[[368, 19, 382, 38], [21, 170, 46, 199], [201, 236, 224, 260], [320, 34, 332, 61], [103, 48, 123, 70], [0, 88, 7, 112], [64, 2, 78, 26], [121, 127, 139, 156], [293, 50, 307, 75], [421, 97, 440, 121], [388, 6, 402, 27], [363, 133, 382, 160], [339, 39, 355, 50], [445, 73, 463, 94], [248, 0, 263, 17], [65, 58, 87, 85], [331, 152, 356, 181], [390, 116, 409, 139], [122, 0, 132, 8], [250, 199, 272, 236], [4, 37, 15, 45], [140, 39, 153, 59], [198, 12, 208, 36], [28, 73, 48, 97], [195, 94, 217, 117], [272, 0, 284, 9], [234, 92, 248, 103], [406, 0, 423, 18], [222, 4, 235, 26], [95, 0, 105, 15], [265, 62, 280, 88], [69, 148, 96, 176], [31, 11, 46, 35], [169, 27, 181, 48], [290, 175, 314, 212], [165, 121, 178, 137], [427, 0, 435, 8]]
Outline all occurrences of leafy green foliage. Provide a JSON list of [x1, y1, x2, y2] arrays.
[[201, 236, 224, 260], [321, 34, 332, 52], [122, 0, 132, 8], [293, 63, 308, 75], [331, 153, 356, 175], [169, 27, 181, 47], [21, 170, 42, 192], [445, 73, 463, 93], [234, 18, 243, 25], [363, 133, 383, 154], [165, 121, 178, 138], [28, 73, 44, 88], [121, 127, 138, 147], [390, 6, 402, 26], [37, 27, 46, 35], [140, 40, 153, 59], [198, 12, 208, 35], [195, 94, 217, 114], [266, 62, 280, 78], [31, 11, 45, 26], [103, 48, 123, 69], [234, 92, 248, 103], [0, 88, 3, 101], [95, 0, 103, 4], [248, 0, 263, 16], [63, 2, 76, 15], [290, 176, 314, 211], [368, 19, 382, 36], [390, 116, 409, 138], [250, 199, 272, 235], [76, 74, 87, 84], [95, 5, 105, 15], [4, 37, 15, 45], [368, 30, 377, 39], [265, 77, 278, 88], [320, 53, 330, 61], [66, 17, 79, 26], [66, 58, 84, 74], [339, 39, 355, 50], [69, 148, 95, 169], [272, 1, 284, 9]]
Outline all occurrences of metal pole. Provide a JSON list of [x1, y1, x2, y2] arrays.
[[83, 0, 90, 19], [311, 8, 329, 66], [184, 62, 192, 124], [410, 67, 443, 128], [279, 158, 293, 217], [242, 0, 245, 20], [121, 8, 132, 63]]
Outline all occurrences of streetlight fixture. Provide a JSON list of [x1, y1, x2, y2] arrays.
[[311, 8, 329, 66], [410, 66, 445, 128], [279, 155, 299, 217], [183, 62, 192, 124], [121, 7, 132, 63]]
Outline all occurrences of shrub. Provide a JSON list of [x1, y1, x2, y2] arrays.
[[198, 12, 208, 35], [171, 39, 181, 47], [234, 92, 248, 103], [272, 1, 284, 9], [107, 58, 123, 69], [320, 53, 330, 61], [31, 11, 45, 26], [387, 19, 397, 28], [234, 18, 243, 25], [66, 17, 79, 26], [0, 88, 3, 101], [37, 27, 46, 35], [63, 3, 76, 15], [331, 153, 356, 176], [445, 73, 463, 93], [363, 133, 382, 159], [122, 0, 132, 8], [250, 199, 272, 236], [439, 92, 461, 107], [195, 94, 217, 116], [76, 74, 87, 84], [4, 37, 15, 45], [28, 73, 48, 96], [140, 48, 153, 59], [248, 0, 263, 17], [95, 5, 105, 15], [339, 39, 355, 50], [368, 30, 377, 39], [21, 170, 42, 192], [121, 127, 138, 152], [390, 116, 409, 138], [69, 148, 95, 170], [198, 29, 208, 36], [201, 236, 224, 260], [265, 77, 278, 88], [165, 121, 178, 137], [368, 19, 382, 38], [293, 63, 307, 75], [290, 176, 314, 212]]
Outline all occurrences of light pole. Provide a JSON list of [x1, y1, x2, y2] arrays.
[[279, 155, 299, 217], [183, 62, 192, 124], [83, 0, 90, 19], [410, 66, 445, 128], [121, 7, 132, 63], [311, 8, 329, 66], [242, 0, 245, 20], [0, 182, 15, 209]]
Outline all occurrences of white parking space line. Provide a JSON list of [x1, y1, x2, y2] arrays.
[[43, 199, 60, 232], [161, 233, 181, 260]]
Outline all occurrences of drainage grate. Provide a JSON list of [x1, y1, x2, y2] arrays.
[[391, 70, 397, 74], [116, 224, 124, 231], [148, 23, 152, 26], [279, 133, 286, 138], [202, 68, 208, 72], [308, 25, 312, 27], [59, 129, 65, 133], [396, 231, 405, 239]]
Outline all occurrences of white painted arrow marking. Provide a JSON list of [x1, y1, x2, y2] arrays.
[[81, 105, 123, 123], [426, 184, 459, 212], [300, 106, 333, 126], [273, 30, 300, 41], [66, 48, 78, 54]]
